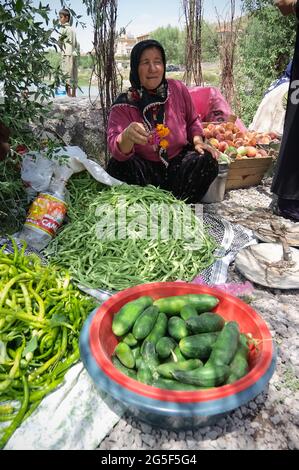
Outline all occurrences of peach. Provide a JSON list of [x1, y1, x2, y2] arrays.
[[236, 131, 245, 139], [218, 141, 229, 152], [261, 136, 271, 144], [247, 138, 257, 146], [237, 145, 248, 156], [215, 133, 225, 142], [203, 129, 212, 139], [215, 125, 226, 134], [225, 122, 235, 131], [234, 138, 244, 147], [209, 138, 220, 149], [224, 131, 234, 141], [207, 123, 216, 132], [226, 140, 236, 147], [246, 146, 257, 158]]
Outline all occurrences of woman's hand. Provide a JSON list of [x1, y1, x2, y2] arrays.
[[193, 136, 220, 160], [124, 122, 149, 145], [117, 122, 149, 154]]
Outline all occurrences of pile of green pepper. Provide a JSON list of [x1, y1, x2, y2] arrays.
[[0, 240, 96, 448]]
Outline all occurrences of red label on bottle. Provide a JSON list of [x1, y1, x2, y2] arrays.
[[24, 193, 67, 237]]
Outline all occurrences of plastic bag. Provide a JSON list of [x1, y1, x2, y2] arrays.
[[21, 152, 55, 199], [21, 146, 122, 194], [50, 146, 122, 186]]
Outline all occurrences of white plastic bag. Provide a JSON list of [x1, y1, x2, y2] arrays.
[[50, 146, 122, 186], [21, 152, 55, 197], [21, 146, 122, 197]]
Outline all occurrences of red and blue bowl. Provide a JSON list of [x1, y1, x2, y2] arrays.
[[80, 282, 276, 429]]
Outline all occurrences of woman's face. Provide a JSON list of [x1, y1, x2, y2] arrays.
[[138, 47, 164, 90]]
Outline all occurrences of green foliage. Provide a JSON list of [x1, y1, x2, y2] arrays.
[[79, 54, 94, 69], [151, 26, 185, 64], [201, 21, 219, 62], [236, 0, 296, 125], [0, 0, 65, 151], [46, 50, 61, 69], [151, 22, 219, 65], [47, 51, 93, 71]]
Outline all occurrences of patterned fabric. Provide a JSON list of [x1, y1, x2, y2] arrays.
[[200, 213, 257, 285], [107, 147, 219, 204]]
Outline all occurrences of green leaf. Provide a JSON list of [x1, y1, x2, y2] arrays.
[[15, 0, 24, 13]]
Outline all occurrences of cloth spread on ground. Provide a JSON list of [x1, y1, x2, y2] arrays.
[[2, 213, 256, 450], [5, 363, 125, 450]]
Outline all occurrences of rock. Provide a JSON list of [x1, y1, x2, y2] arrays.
[[33, 97, 107, 166], [141, 434, 156, 447], [206, 430, 220, 440], [140, 422, 153, 434]]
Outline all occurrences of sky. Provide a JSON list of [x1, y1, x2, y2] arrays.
[[34, 0, 243, 53]]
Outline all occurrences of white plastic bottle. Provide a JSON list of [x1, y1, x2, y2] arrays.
[[17, 169, 69, 251]]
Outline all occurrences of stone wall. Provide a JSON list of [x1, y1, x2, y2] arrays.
[[38, 96, 107, 166]]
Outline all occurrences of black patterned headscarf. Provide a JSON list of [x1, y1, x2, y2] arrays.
[[129, 39, 166, 89]]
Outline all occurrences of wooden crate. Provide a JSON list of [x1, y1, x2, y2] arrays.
[[225, 157, 273, 190]]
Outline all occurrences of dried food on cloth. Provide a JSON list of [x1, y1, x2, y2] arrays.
[[254, 220, 299, 247], [235, 242, 299, 289]]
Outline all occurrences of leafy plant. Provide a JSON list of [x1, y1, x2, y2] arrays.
[[0, 0, 67, 151], [235, 0, 296, 125]]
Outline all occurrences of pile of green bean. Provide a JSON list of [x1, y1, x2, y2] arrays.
[[0, 240, 96, 449], [46, 175, 218, 291]]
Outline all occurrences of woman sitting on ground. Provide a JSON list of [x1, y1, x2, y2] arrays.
[[106, 39, 219, 204]]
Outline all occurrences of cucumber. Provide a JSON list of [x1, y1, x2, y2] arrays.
[[180, 305, 198, 321], [142, 312, 168, 349], [179, 332, 219, 359], [131, 346, 141, 361], [172, 364, 230, 387], [226, 334, 249, 384], [122, 332, 138, 347], [132, 305, 159, 340], [157, 359, 203, 379], [112, 356, 137, 379], [114, 342, 135, 369], [112, 296, 153, 336], [137, 360, 153, 385], [154, 294, 219, 315], [135, 356, 143, 369], [156, 336, 176, 359], [186, 312, 225, 334], [141, 341, 159, 376], [206, 321, 240, 367], [168, 316, 189, 341], [151, 378, 199, 391]]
